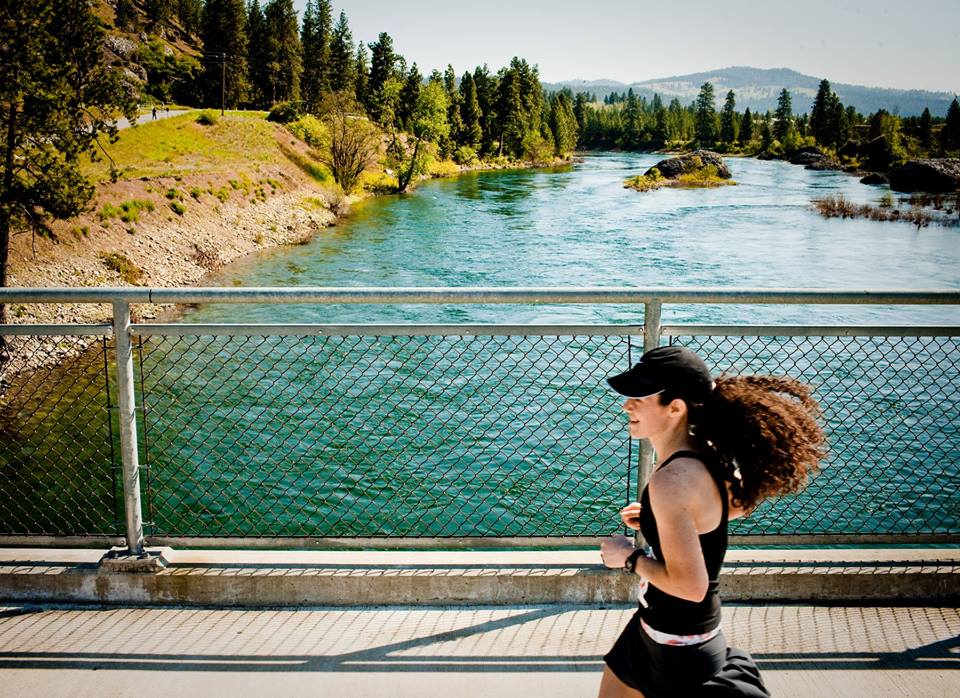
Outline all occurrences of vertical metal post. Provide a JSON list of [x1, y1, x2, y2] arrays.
[[636, 300, 662, 547], [113, 300, 145, 555]]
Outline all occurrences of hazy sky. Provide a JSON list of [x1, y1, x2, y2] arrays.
[[292, 0, 959, 93]]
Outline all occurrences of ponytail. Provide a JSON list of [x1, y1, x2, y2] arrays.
[[689, 374, 827, 511]]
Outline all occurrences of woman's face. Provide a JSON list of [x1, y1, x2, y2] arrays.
[[622, 391, 673, 440]]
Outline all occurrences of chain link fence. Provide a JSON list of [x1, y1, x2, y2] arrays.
[[1, 314, 957, 544], [0, 334, 121, 536], [136, 332, 634, 538], [667, 333, 959, 537]]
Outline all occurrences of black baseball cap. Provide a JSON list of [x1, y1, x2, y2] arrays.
[[606, 346, 713, 400]]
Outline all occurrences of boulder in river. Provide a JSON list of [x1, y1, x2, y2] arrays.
[[860, 173, 889, 185], [645, 150, 731, 179], [888, 159, 960, 192]]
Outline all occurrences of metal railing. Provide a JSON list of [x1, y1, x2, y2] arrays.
[[1, 287, 958, 552]]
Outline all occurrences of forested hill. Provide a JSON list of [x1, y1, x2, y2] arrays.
[[547, 67, 957, 117]]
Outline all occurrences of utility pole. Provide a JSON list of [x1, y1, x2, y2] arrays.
[[220, 53, 226, 116]]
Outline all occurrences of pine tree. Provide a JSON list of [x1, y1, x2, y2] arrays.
[[442, 64, 462, 158], [398, 63, 422, 131], [458, 71, 482, 150], [145, 0, 172, 24], [719, 89, 736, 144], [0, 0, 138, 333], [300, 0, 322, 110], [263, 0, 302, 104], [809, 79, 837, 147], [740, 108, 753, 144], [941, 98, 960, 151], [367, 32, 396, 122], [327, 11, 354, 93], [177, 0, 203, 37], [774, 88, 793, 141], [760, 119, 773, 151], [549, 92, 577, 156], [919, 107, 933, 149], [622, 88, 642, 149], [474, 65, 499, 156], [573, 92, 588, 133], [694, 82, 717, 146], [246, 0, 269, 108], [200, 0, 249, 108], [354, 43, 369, 110]]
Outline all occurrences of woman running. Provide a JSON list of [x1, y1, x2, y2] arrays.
[[598, 345, 826, 697]]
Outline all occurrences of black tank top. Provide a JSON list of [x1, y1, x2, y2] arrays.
[[638, 450, 728, 635]]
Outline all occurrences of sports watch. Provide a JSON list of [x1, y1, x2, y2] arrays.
[[623, 548, 644, 574]]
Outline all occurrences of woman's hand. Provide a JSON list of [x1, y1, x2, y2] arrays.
[[619, 501, 642, 530], [600, 534, 636, 569]]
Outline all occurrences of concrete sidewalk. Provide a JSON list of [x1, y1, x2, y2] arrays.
[[0, 604, 957, 697]]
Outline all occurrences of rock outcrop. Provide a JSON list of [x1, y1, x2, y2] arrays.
[[888, 159, 960, 192], [860, 173, 889, 185], [645, 150, 731, 179]]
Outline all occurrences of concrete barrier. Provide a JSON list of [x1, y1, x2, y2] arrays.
[[1, 548, 957, 606]]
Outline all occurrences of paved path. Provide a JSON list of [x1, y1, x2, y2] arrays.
[[115, 109, 191, 130], [0, 604, 957, 697]]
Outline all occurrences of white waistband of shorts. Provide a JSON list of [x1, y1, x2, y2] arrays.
[[640, 617, 722, 646]]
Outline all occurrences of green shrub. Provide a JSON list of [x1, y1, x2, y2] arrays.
[[100, 252, 144, 285], [453, 146, 479, 165], [287, 115, 329, 149], [196, 110, 218, 126], [99, 199, 155, 223], [267, 100, 303, 124], [171, 201, 187, 215]]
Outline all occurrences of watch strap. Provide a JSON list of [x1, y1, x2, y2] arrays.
[[623, 547, 644, 574]]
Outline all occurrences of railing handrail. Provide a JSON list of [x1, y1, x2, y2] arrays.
[[1, 286, 959, 305]]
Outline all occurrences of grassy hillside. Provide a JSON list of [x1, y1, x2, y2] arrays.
[[8, 111, 342, 325]]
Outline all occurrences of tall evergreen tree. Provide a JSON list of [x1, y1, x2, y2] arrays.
[[549, 92, 578, 156], [809, 79, 833, 146], [177, 0, 204, 37], [246, 0, 269, 107], [299, 0, 320, 109], [397, 63, 422, 131], [366, 32, 396, 122], [740, 108, 753, 144], [0, 0, 138, 334], [774, 88, 793, 141], [145, 0, 173, 24], [263, 0, 302, 104], [760, 119, 773, 151], [473, 65, 499, 156], [458, 71, 482, 150], [941, 98, 960, 151], [354, 42, 369, 110], [622, 88, 643, 149], [919, 107, 933, 149], [327, 11, 354, 93], [200, 0, 249, 108], [719, 89, 737, 144], [694, 82, 717, 146], [442, 64, 462, 157]]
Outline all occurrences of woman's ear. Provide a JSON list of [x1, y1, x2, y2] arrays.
[[667, 397, 688, 419]]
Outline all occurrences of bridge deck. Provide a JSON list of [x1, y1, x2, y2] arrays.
[[0, 603, 957, 697]]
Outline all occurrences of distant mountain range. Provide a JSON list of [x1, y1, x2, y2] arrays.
[[544, 67, 957, 117]]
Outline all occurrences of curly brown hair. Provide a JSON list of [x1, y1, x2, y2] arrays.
[[666, 374, 827, 512]]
